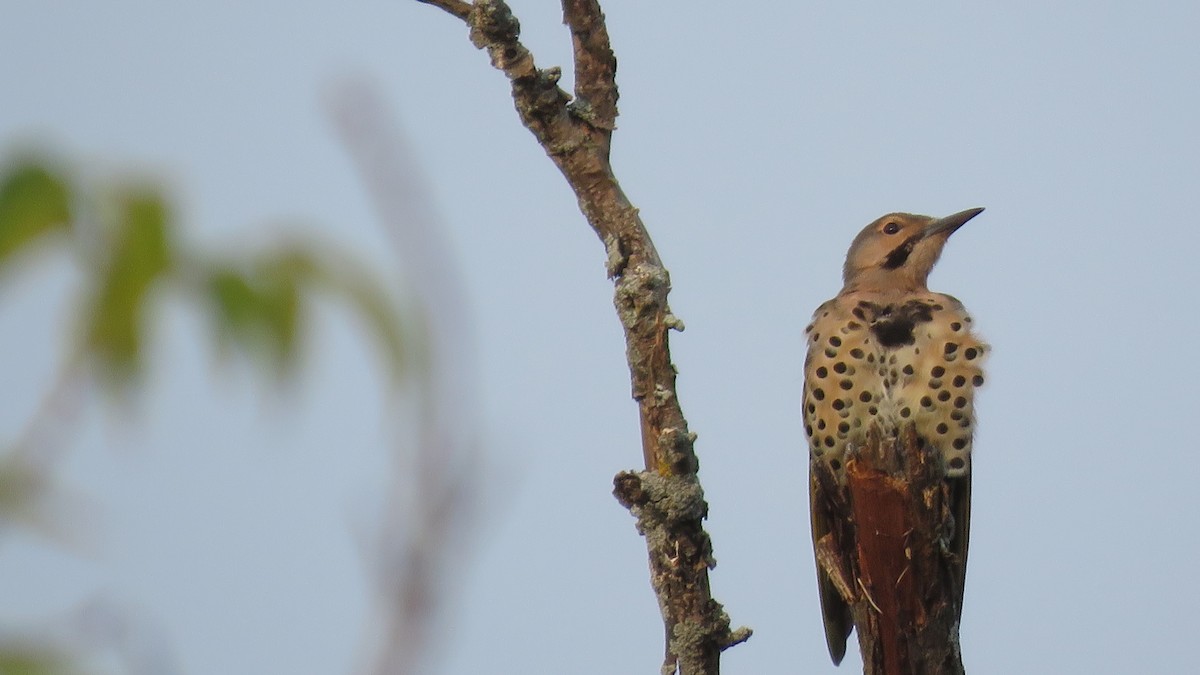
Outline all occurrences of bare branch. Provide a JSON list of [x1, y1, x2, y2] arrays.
[[453, 0, 669, 469], [413, 2, 750, 672], [562, 0, 619, 130]]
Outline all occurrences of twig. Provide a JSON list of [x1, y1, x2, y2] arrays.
[[11, 349, 87, 469], [562, 0, 619, 130], [413, 2, 749, 673], [856, 577, 882, 614]]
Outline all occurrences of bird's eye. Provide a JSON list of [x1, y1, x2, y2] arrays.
[[882, 222, 901, 235]]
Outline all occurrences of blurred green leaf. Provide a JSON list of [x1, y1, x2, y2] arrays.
[[0, 454, 41, 520], [285, 245, 404, 381], [0, 162, 71, 269], [328, 270, 405, 381], [204, 244, 404, 381], [0, 647, 73, 675], [205, 251, 307, 377], [255, 250, 307, 369], [85, 190, 173, 378], [209, 269, 259, 335]]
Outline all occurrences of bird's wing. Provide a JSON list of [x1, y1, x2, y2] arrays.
[[951, 472, 971, 614], [804, 298, 854, 663], [810, 469, 853, 664]]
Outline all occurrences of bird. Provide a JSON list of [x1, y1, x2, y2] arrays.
[[804, 208, 987, 664]]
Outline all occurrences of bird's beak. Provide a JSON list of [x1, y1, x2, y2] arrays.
[[924, 207, 985, 239]]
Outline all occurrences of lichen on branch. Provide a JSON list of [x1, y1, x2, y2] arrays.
[[414, 1, 749, 672]]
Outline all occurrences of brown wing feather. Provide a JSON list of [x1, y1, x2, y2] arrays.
[[810, 469, 852, 664], [804, 299, 856, 663], [951, 473, 971, 615]]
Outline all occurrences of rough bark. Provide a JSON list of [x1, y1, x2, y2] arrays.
[[413, 2, 749, 673], [813, 427, 967, 675]]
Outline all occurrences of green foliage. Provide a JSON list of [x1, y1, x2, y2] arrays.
[[300, 250, 407, 381], [334, 270, 406, 381], [0, 152, 413, 672], [0, 161, 71, 268], [205, 245, 404, 380], [0, 455, 40, 518], [0, 648, 73, 675], [206, 249, 311, 377], [84, 190, 174, 378], [0, 157, 405, 384]]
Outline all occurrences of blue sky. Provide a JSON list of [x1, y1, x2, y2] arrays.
[[3, 1, 1199, 673]]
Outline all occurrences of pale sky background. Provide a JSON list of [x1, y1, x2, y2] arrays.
[[2, 1, 1199, 673]]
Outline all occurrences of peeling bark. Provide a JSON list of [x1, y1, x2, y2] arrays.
[[813, 427, 968, 674]]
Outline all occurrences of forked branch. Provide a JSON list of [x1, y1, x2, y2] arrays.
[[413, 2, 749, 673]]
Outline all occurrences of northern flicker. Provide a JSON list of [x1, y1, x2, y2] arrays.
[[805, 208, 987, 664]]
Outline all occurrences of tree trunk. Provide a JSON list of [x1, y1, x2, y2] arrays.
[[814, 427, 967, 674]]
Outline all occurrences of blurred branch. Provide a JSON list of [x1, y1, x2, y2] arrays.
[[413, 2, 749, 673], [0, 598, 182, 675], [0, 159, 89, 541], [1, 348, 90, 547], [1, 151, 415, 670], [9, 350, 86, 470], [330, 81, 480, 675]]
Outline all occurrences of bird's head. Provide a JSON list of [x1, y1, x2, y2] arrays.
[[841, 207, 984, 292]]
